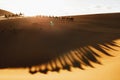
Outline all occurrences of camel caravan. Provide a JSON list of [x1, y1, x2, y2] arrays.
[[0, 13, 24, 21], [1, 12, 74, 22], [4, 12, 23, 18], [60, 16, 74, 21], [50, 16, 74, 22], [36, 15, 74, 22]]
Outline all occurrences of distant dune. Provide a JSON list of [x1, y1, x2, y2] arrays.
[[0, 12, 120, 74], [73, 13, 120, 28], [0, 9, 14, 16]]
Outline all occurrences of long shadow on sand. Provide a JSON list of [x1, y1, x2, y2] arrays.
[[0, 13, 120, 74]]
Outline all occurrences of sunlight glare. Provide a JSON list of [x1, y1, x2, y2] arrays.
[[0, 0, 120, 16]]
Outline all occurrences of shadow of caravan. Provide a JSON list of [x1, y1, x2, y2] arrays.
[[0, 12, 120, 74]]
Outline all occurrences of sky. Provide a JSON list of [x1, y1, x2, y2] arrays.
[[0, 0, 120, 16]]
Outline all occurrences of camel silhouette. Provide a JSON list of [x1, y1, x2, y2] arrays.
[[0, 13, 120, 74]]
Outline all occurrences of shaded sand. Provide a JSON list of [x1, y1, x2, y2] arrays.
[[0, 40, 120, 80], [0, 13, 120, 74]]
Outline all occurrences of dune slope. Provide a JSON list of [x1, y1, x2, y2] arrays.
[[0, 9, 14, 16], [0, 13, 120, 74]]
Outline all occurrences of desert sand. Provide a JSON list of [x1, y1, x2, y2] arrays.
[[0, 9, 14, 16], [0, 11, 120, 79]]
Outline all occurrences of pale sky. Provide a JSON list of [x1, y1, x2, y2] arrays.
[[0, 0, 120, 16]]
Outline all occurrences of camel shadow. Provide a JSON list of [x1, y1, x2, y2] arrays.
[[0, 13, 120, 74]]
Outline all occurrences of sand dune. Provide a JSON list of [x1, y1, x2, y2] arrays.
[[0, 9, 14, 16], [0, 13, 120, 74]]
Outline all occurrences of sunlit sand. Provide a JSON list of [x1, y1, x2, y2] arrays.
[[0, 41, 120, 80], [0, 2, 120, 79], [0, 14, 120, 80]]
